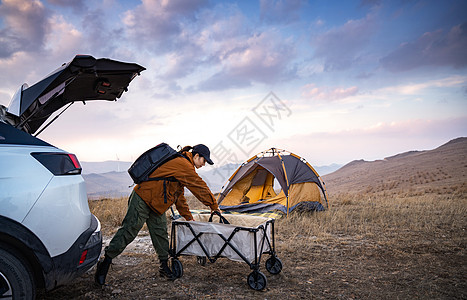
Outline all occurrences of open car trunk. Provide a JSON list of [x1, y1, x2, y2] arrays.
[[2, 55, 145, 135]]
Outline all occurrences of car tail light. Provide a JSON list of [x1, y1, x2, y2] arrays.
[[79, 250, 88, 265], [31, 152, 82, 175]]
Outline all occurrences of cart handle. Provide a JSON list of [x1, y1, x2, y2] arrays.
[[208, 211, 230, 224]]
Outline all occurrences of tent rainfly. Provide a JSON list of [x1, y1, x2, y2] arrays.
[[217, 148, 328, 216]]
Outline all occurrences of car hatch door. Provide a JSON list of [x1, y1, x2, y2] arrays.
[[9, 55, 145, 135]]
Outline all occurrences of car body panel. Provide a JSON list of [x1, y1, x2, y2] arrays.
[[22, 175, 90, 257], [0, 213, 102, 291], [49, 214, 101, 289], [0, 145, 54, 222]]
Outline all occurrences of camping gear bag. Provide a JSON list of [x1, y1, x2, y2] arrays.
[[169, 211, 282, 291], [128, 143, 179, 184]]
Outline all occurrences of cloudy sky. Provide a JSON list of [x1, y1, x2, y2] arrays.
[[0, 0, 466, 171]]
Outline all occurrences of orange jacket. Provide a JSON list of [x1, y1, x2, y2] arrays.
[[134, 151, 219, 220]]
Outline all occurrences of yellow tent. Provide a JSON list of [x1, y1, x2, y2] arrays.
[[217, 148, 328, 216]]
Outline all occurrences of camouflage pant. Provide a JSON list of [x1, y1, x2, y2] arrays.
[[104, 190, 169, 261]]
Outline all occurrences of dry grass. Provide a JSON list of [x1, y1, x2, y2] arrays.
[[57, 190, 467, 299], [91, 192, 466, 239], [89, 193, 224, 234], [274, 192, 466, 251], [89, 191, 466, 268], [89, 197, 130, 234]]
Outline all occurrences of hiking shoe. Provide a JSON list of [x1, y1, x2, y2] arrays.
[[94, 256, 112, 285], [159, 260, 176, 281]]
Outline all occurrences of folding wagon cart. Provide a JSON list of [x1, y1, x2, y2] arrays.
[[168, 212, 282, 290]]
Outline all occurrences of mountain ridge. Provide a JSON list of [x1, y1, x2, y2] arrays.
[[322, 137, 466, 195], [82, 137, 466, 198], [82, 160, 342, 198]]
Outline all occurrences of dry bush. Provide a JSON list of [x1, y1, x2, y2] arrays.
[[89, 197, 130, 234]]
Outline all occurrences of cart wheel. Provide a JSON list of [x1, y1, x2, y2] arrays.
[[265, 256, 282, 274], [196, 256, 207, 266], [247, 270, 267, 291], [171, 259, 183, 278]]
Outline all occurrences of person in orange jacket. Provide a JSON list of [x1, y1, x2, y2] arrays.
[[95, 144, 220, 285]]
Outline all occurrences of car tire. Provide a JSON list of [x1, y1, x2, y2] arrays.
[[0, 247, 36, 300]]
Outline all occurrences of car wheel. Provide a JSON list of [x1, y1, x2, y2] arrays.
[[0, 247, 36, 300]]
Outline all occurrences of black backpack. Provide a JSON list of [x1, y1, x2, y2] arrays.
[[128, 143, 181, 185]]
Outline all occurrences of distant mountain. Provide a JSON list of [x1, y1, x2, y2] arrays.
[[82, 171, 133, 199], [82, 159, 339, 198], [83, 171, 232, 199], [80, 160, 132, 174], [82, 137, 467, 200], [197, 163, 241, 192], [314, 163, 342, 176], [322, 137, 467, 196]]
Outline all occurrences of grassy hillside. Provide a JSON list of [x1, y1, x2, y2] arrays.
[[323, 137, 467, 197]]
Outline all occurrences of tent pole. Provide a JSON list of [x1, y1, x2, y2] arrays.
[[277, 153, 290, 217], [218, 154, 258, 205]]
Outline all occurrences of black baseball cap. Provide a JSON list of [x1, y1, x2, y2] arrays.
[[193, 144, 214, 165]]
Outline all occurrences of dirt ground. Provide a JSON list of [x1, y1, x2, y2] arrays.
[[38, 226, 466, 300]]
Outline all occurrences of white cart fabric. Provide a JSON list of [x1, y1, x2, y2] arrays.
[[174, 213, 272, 263]]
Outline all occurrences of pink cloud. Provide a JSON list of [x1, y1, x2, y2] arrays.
[[301, 84, 359, 101]]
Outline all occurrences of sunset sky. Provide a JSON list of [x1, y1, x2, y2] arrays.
[[0, 0, 466, 170]]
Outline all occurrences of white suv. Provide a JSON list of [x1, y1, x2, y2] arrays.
[[0, 55, 144, 299]]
